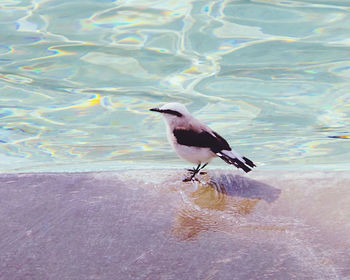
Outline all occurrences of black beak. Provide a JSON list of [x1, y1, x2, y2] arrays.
[[150, 108, 161, 113]]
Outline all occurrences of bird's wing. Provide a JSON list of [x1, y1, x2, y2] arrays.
[[173, 129, 231, 153], [173, 128, 256, 173]]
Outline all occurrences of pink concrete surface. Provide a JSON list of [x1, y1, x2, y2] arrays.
[[0, 170, 349, 279]]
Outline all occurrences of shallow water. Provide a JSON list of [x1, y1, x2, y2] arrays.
[[1, 170, 350, 279], [0, 0, 349, 172]]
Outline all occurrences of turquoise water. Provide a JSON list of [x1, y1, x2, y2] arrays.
[[0, 0, 349, 172]]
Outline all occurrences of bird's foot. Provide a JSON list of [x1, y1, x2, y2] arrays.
[[186, 168, 199, 173], [183, 168, 199, 182], [183, 175, 199, 182], [183, 163, 208, 182]]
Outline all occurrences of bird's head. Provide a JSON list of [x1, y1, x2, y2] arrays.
[[150, 102, 190, 125]]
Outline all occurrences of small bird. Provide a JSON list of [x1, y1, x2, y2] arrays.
[[150, 103, 256, 181]]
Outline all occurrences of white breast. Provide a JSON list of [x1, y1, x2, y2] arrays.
[[167, 129, 216, 164]]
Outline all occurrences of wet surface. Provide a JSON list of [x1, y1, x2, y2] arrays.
[[0, 170, 349, 279]]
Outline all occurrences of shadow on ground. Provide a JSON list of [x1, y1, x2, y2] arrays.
[[209, 173, 281, 203]]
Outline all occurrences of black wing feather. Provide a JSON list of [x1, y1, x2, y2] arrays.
[[173, 129, 231, 153], [173, 128, 256, 172]]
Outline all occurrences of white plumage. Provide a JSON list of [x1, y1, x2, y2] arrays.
[[150, 103, 256, 181]]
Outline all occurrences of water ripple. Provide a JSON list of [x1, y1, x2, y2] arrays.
[[0, 0, 349, 172]]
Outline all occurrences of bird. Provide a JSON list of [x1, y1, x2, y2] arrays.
[[150, 102, 256, 181]]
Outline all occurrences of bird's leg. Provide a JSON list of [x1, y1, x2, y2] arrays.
[[199, 163, 208, 175], [186, 163, 201, 173], [183, 164, 201, 182]]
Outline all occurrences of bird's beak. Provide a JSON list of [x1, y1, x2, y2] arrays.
[[150, 108, 161, 113]]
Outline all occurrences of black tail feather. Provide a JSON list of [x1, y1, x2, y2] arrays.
[[216, 153, 253, 173], [233, 159, 252, 173], [243, 156, 256, 168]]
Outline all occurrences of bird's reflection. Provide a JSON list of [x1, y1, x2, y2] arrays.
[[172, 173, 281, 241]]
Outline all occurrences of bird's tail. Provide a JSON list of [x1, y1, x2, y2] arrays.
[[216, 150, 256, 173]]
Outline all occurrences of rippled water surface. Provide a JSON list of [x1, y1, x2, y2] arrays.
[[1, 0, 349, 172]]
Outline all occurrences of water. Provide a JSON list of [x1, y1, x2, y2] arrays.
[[2, 170, 350, 279], [0, 0, 349, 173]]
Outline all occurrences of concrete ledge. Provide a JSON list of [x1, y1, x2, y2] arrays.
[[0, 170, 349, 279]]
